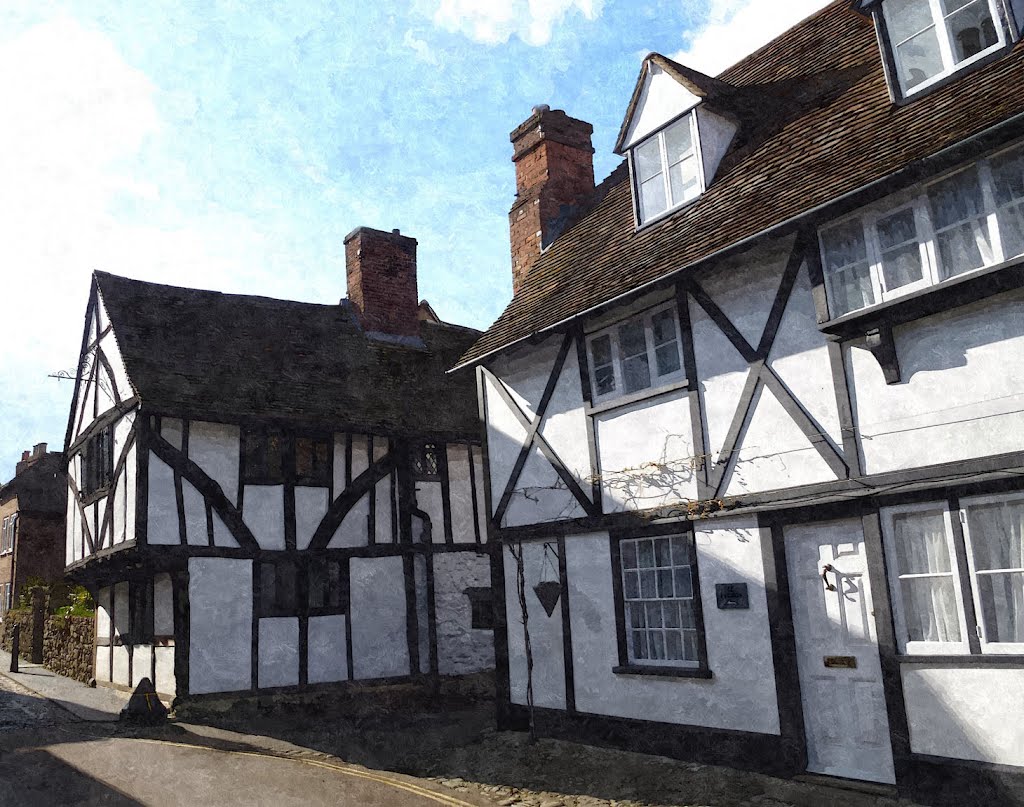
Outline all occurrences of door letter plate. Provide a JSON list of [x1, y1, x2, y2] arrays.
[[823, 655, 857, 669]]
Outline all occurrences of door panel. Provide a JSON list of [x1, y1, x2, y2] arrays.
[[786, 519, 896, 784]]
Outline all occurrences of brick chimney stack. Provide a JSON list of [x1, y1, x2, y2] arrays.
[[16, 444, 47, 475], [509, 106, 595, 295], [344, 227, 420, 338]]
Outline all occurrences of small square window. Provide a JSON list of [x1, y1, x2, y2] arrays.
[[307, 559, 344, 613], [259, 560, 298, 617], [243, 428, 285, 484], [465, 587, 494, 630], [412, 443, 440, 480], [82, 426, 114, 496], [295, 435, 331, 486]]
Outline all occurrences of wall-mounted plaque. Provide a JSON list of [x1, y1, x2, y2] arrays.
[[823, 655, 858, 669], [715, 583, 749, 610]]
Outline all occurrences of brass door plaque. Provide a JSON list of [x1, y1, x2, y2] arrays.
[[823, 655, 857, 669]]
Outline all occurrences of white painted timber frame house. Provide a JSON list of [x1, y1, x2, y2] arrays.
[[65, 226, 492, 703], [455, 1, 1024, 803]]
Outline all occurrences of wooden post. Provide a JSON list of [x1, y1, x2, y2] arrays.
[[9, 624, 19, 672]]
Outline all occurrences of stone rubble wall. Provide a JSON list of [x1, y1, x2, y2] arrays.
[[1, 611, 94, 683]]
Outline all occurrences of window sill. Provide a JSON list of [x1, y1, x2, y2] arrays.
[[896, 654, 1024, 666], [587, 379, 690, 416], [819, 255, 1024, 383], [613, 664, 713, 680]]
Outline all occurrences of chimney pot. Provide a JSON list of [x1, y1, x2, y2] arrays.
[[32, 442, 46, 458], [21, 451, 29, 462], [508, 107, 595, 296]]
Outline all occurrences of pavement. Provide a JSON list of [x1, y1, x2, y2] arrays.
[[0, 648, 128, 722]]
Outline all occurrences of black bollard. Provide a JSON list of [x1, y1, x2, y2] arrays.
[[9, 624, 19, 673]]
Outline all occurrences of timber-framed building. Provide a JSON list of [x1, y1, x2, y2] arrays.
[[65, 226, 493, 702], [456, 1, 1024, 803]]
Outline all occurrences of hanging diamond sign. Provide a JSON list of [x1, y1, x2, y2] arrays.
[[533, 580, 561, 617]]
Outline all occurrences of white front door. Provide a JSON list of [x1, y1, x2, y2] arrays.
[[786, 519, 896, 784]]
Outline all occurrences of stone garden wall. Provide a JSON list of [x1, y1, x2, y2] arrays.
[[2, 611, 94, 683]]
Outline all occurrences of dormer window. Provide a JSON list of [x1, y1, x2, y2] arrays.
[[882, 0, 1007, 96], [632, 114, 701, 225]]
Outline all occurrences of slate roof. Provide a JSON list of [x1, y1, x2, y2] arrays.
[[0, 453, 67, 515], [94, 272, 482, 438], [457, 0, 1024, 368]]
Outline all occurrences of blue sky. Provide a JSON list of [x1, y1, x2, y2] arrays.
[[0, 0, 828, 479]]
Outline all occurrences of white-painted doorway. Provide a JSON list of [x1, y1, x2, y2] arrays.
[[786, 519, 896, 784]]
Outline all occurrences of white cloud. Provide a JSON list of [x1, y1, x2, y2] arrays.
[[432, 0, 602, 46], [671, 0, 832, 76]]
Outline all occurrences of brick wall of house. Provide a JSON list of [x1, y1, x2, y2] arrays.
[[13, 514, 66, 598], [0, 499, 16, 615]]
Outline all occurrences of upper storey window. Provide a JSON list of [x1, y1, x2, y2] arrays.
[[882, 0, 1006, 96], [632, 114, 701, 225], [819, 141, 1024, 317]]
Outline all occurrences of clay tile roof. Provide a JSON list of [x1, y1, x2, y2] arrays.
[[94, 272, 482, 438], [456, 0, 1024, 369]]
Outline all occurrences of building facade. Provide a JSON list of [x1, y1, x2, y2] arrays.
[[0, 446, 67, 618], [65, 226, 493, 702], [457, 2, 1024, 802]]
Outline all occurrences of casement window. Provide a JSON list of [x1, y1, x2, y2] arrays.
[[615, 531, 708, 671], [631, 113, 702, 225], [883, 492, 1024, 655], [295, 434, 331, 486], [0, 515, 13, 554], [587, 304, 685, 402], [820, 142, 1024, 317], [243, 427, 285, 484], [411, 443, 440, 481], [259, 559, 299, 617], [2, 583, 10, 614], [306, 559, 344, 615], [82, 426, 114, 496], [881, 0, 1007, 97], [464, 587, 495, 630]]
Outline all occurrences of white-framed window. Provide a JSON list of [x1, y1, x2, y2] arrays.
[[0, 514, 13, 555], [820, 141, 1024, 317], [631, 113, 703, 225], [961, 492, 1024, 652], [586, 304, 685, 402], [882, 503, 971, 654], [883, 492, 1024, 655], [882, 0, 1006, 97], [618, 533, 702, 667]]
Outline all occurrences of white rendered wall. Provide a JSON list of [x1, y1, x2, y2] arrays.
[[308, 615, 348, 684], [182, 480, 206, 545], [258, 617, 299, 689], [188, 421, 240, 506], [487, 336, 589, 527], [154, 573, 174, 636], [901, 666, 1024, 766], [849, 289, 1024, 474], [503, 542, 566, 709], [154, 647, 175, 698], [96, 647, 111, 683], [621, 62, 701, 149], [350, 556, 409, 679], [95, 586, 112, 683], [565, 520, 780, 733], [695, 106, 737, 186], [447, 444, 478, 543], [434, 552, 495, 676], [375, 475, 394, 543], [189, 558, 252, 694], [329, 492, 369, 548], [416, 481, 445, 543], [295, 486, 329, 550], [147, 454, 178, 545], [596, 391, 697, 512], [242, 485, 285, 550], [112, 581, 130, 686], [132, 645, 152, 688]]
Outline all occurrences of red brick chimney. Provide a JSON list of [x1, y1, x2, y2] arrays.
[[509, 106, 595, 295], [344, 227, 419, 338]]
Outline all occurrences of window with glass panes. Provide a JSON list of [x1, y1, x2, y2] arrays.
[[619, 533, 702, 666], [632, 114, 702, 224], [883, 492, 1024, 655], [819, 142, 1024, 317], [586, 304, 684, 402], [882, 0, 1005, 97]]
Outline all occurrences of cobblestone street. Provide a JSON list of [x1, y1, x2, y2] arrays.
[[0, 668, 73, 730]]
